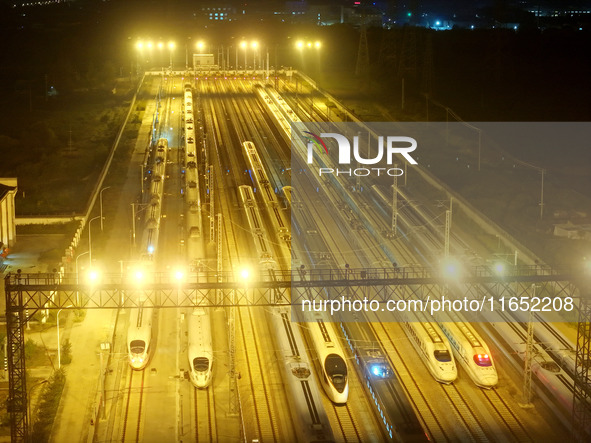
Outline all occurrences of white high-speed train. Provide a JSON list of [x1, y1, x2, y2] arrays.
[[268, 307, 335, 442], [438, 315, 498, 388], [127, 307, 154, 370], [402, 312, 457, 384], [139, 138, 168, 262], [187, 308, 213, 388], [305, 311, 349, 404], [183, 85, 204, 271]]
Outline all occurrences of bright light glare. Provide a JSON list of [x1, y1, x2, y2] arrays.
[[307, 42, 312, 48], [315, 41, 321, 49], [442, 258, 461, 279], [147, 245, 155, 254], [87, 269, 101, 284], [158, 42, 163, 49], [134, 270, 144, 282], [197, 41, 204, 49], [296, 40, 304, 49], [168, 41, 175, 50], [251, 41, 258, 49], [240, 268, 251, 281], [137, 41, 144, 50], [240, 41, 247, 49], [174, 269, 184, 281], [494, 262, 505, 275], [147, 41, 153, 49]]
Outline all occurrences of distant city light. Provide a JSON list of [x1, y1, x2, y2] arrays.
[[435, 20, 441, 26]]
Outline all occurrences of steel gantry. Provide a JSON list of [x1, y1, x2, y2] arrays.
[[3, 265, 589, 442]]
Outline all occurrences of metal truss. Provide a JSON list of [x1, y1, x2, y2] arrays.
[[573, 285, 591, 441], [3, 265, 587, 442]]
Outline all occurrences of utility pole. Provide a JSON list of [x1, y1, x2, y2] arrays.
[[210, 165, 215, 244], [355, 25, 370, 77], [540, 169, 545, 220], [520, 284, 535, 408], [444, 199, 452, 258], [392, 167, 398, 235]]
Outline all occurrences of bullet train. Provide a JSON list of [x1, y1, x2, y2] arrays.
[[187, 308, 213, 388], [140, 138, 168, 262], [238, 185, 277, 269], [127, 306, 154, 370], [267, 307, 335, 442], [438, 313, 498, 388], [243, 141, 291, 243], [305, 311, 349, 404], [183, 85, 204, 270], [402, 311, 457, 384], [238, 182, 335, 439]]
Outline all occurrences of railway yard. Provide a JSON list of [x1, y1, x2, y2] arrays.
[[9, 72, 585, 443]]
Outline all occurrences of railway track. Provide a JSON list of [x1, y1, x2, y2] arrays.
[[194, 386, 217, 442], [121, 369, 146, 443], [481, 388, 532, 442], [236, 307, 279, 442], [440, 383, 488, 442], [331, 403, 363, 443], [368, 321, 448, 442]]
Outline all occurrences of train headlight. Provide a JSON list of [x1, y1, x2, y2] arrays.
[[371, 364, 390, 378]]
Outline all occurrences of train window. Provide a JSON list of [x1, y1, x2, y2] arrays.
[[130, 340, 145, 353], [433, 350, 452, 362], [539, 361, 560, 373], [193, 357, 209, 372], [473, 354, 493, 367], [325, 354, 347, 393]]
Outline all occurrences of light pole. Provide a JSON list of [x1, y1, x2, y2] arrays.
[[99, 186, 111, 231], [136, 41, 144, 76], [251, 41, 258, 71], [75, 251, 90, 305], [88, 215, 102, 267], [75, 251, 89, 280], [240, 41, 247, 70], [57, 305, 73, 369], [168, 41, 175, 70]]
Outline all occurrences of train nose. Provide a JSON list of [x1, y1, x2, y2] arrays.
[[438, 365, 457, 383], [192, 372, 211, 388], [481, 374, 499, 387]]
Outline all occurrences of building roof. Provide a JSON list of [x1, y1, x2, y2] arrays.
[[0, 183, 16, 201]]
